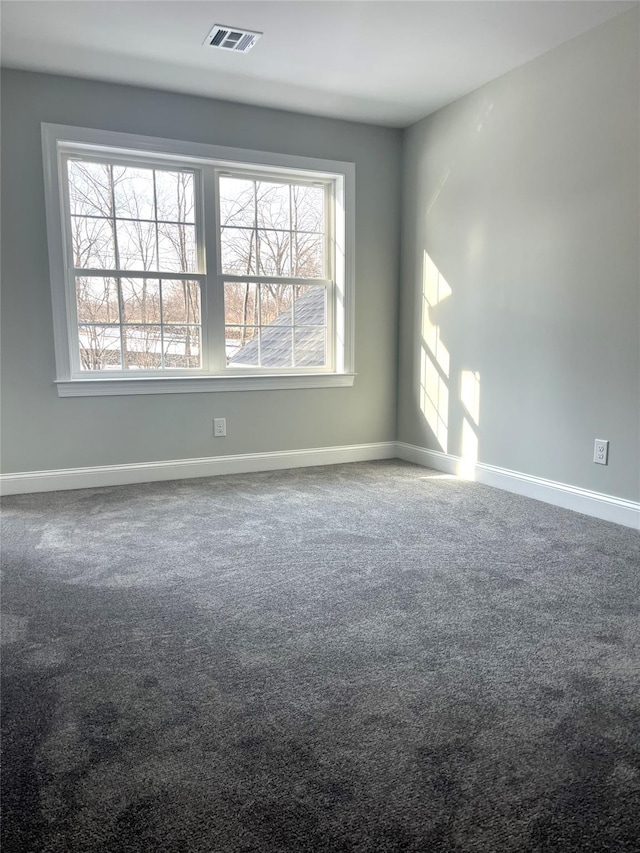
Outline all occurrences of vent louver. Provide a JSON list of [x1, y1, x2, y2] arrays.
[[204, 24, 262, 53]]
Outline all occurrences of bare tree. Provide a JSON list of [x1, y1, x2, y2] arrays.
[[70, 162, 201, 370], [219, 179, 324, 350]]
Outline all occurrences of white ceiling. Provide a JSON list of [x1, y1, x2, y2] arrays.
[[1, 1, 636, 127]]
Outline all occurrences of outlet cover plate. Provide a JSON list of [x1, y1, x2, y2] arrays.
[[593, 439, 609, 465]]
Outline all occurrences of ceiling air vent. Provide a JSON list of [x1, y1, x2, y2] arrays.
[[204, 24, 262, 53]]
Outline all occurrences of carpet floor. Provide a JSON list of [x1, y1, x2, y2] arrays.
[[1, 460, 639, 852]]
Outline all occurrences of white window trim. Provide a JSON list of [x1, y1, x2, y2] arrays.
[[42, 123, 356, 396]]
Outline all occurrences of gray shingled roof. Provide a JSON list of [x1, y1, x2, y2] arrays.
[[229, 286, 325, 368]]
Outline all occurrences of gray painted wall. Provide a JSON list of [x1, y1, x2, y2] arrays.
[[398, 8, 640, 502], [0, 70, 401, 472], [3, 7, 639, 506]]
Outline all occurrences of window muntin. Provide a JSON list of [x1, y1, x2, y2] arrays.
[[217, 172, 331, 370], [64, 156, 204, 373], [224, 283, 327, 368], [75, 276, 202, 371], [218, 176, 325, 278], [44, 125, 353, 392], [67, 160, 199, 274]]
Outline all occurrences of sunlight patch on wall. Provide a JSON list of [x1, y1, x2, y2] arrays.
[[422, 252, 452, 356], [419, 252, 452, 452], [458, 417, 479, 480], [460, 369, 480, 425], [458, 370, 480, 480], [420, 350, 449, 451]]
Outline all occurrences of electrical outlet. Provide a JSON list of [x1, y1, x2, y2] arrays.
[[213, 418, 227, 437], [593, 439, 609, 465]]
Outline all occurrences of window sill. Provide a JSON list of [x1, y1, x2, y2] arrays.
[[55, 373, 356, 397]]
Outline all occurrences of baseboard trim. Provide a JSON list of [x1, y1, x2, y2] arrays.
[[0, 442, 396, 496], [396, 442, 640, 530], [3, 441, 637, 530]]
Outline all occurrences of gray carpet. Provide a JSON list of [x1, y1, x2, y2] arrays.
[[1, 460, 639, 852]]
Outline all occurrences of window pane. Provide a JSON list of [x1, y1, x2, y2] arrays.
[[260, 284, 293, 325], [163, 326, 201, 369], [260, 325, 293, 368], [75, 277, 119, 324], [219, 177, 255, 227], [291, 185, 324, 233], [121, 278, 161, 324], [256, 182, 290, 230], [113, 166, 155, 221], [258, 230, 291, 276], [71, 216, 116, 269], [294, 285, 326, 326], [162, 280, 201, 325], [226, 326, 259, 366], [116, 219, 157, 270], [156, 171, 195, 223], [78, 325, 121, 371], [224, 282, 258, 326], [295, 326, 326, 367], [157, 223, 197, 272], [68, 160, 113, 218], [292, 233, 324, 278], [123, 326, 162, 370], [221, 227, 256, 275], [225, 327, 242, 362]]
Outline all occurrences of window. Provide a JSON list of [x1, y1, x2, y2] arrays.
[[68, 160, 202, 373], [220, 175, 329, 370], [42, 124, 355, 396]]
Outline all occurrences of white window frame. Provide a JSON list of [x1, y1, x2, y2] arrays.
[[42, 124, 355, 396]]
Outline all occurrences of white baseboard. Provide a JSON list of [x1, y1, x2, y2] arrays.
[[2, 441, 637, 530], [0, 442, 396, 496], [396, 442, 640, 531]]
